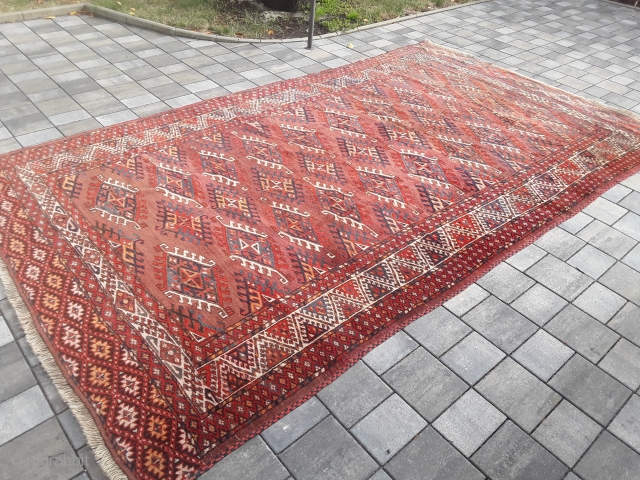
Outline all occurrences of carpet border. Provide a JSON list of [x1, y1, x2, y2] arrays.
[[0, 260, 128, 479]]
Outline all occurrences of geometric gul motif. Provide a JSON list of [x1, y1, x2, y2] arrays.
[[217, 217, 289, 284], [88, 175, 145, 229], [156, 200, 211, 244], [149, 159, 203, 208], [198, 150, 239, 187], [271, 202, 322, 251], [156, 244, 228, 317]]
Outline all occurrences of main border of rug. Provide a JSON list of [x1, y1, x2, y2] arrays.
[[2, 39, 640, 480]]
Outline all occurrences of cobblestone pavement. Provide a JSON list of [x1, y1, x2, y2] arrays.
[[1, 0, 640, 479]]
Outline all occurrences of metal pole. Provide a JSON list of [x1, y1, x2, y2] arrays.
[[307, 0, 316, 49]]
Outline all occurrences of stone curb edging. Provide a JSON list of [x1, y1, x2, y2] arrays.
[[0, 0, 488, 43]]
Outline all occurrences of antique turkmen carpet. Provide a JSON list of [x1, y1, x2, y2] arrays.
[[2, 41, 640, 479]]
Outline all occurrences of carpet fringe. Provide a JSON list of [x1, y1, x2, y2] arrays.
[[0, 258, 128, 480]]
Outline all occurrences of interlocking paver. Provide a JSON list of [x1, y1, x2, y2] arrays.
[[599, 339, 640, 390], [385, 427, 485, 480], [476, 262, 535, 303], [577, 220, 637, 259], [200, 435, 289, 480], [351, 394, 427, 464], [574, 431, 640, 480], [442, 284, 490, 317], [472, 421, 568, 480], [316, 361, 391, 428], [599, 262, 640, 305], [545, 304, 619, 362], [619, 191, 640, 214], [613, 211, 640, 241], [532, 400, 601, 467], [463, 296, 537, 354], [441, 331, 505, 384], [582, 197, 629, 225], [0, 341, 36, 404], [609, 394, 640, 454], [280, 416, 378, 479], [567, 244, 616, 279], [510, 283, 567, 326], [476, 358, 561, 432], [573, 282, 627, 323], [404, 306, 472, 356], [261, 397, 329, 454], [383, 348, 467, 422], [526, 254, 593, 300], [433, 389, 505, 457], [550, 355, 631, 426], [0, 385, 53, 446], [0, 417, 83, 480], [534, 227, 586, 260], [512, 329, 573, 381], [362, 330, 418, 375]]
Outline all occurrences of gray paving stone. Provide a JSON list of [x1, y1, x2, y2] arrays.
[[604, 184, 633, 203], [0, 385, 53, 446], [573, 282, 627, 323], [559, 212, 593, 234], [0, 417, 83, 480], [609, 394, 640, 454], [57, 408, 87, 450], [472, 421, 568, 480], [441, 331, 505, 385], [574, 431, 640, 480], [534, 227, 586, 260], [476, 358, 561, 432], [532, 400, 602, 467], [598, 338, 640, 390], [442, 283, 490, 317], [476, 262, 535, 303], [545, 304, 619, 363], [369, 471, 392, 480], [32, 364, 67, 415], [511, 284, 568, 326], [549, 355, 631, 426], [526, 254, 593, 301], [404, 306, 471, 356], [385, 427, 484, 480], [200, 435, 288, 480], [317, 361, 391, 429], [351, 394, 427, 464], [462, 296, 537, 354], [280, 416, 377, 479], [0, 314, 12, 347], [567, 244, 616, 279], [0, 341, 36, 404], [577, 220, 637, 259], [582, 197, 629, 225], [76, 444, 108, 480], [383, 348, 467, 422], [433, 389, 506, 457], [363, 330, 418, 374], [599, 262, 640, 305], [613, 211, 640, 241], [261, 397, 329, 454], [619, 191, 640, 214], [608, 302, 640, 348], [512, 330, 574, 381], [622, 172, 640, 192]]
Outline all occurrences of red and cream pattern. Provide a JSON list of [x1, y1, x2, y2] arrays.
[[2, 42, 640, 479]]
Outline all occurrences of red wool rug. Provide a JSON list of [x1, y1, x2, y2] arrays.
[[2, 41, 640, 479]]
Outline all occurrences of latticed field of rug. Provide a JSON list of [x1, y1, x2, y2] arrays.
[[2, 41, 640, 479]]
